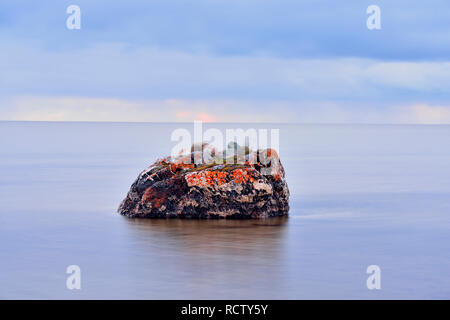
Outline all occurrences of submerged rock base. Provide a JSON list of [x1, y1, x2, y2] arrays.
[[118, 147, 289, 219]]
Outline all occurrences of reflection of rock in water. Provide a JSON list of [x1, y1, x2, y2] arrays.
[[123, 217, 288, 257], [121, 217, 289, 298]]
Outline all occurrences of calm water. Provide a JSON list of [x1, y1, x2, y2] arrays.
[[1, 122, 450, 299]]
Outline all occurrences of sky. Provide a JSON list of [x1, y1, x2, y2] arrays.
[[1, 0, 450, 123]]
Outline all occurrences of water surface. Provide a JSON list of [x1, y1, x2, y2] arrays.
[[1, 122, 450, 299]]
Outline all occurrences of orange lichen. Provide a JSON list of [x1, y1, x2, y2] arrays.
[[142, 187, 166, 208], [186, 171, 227, 187], [232, 169, 256, 184], [185, 168, 256, 187], [170, 162, 195, 173], [265, 148, 279, 159]]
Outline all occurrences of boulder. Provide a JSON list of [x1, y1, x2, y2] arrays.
[[118, 146, 289, 219]]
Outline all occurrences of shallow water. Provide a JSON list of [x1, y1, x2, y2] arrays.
[[1, 122, 450, 299]]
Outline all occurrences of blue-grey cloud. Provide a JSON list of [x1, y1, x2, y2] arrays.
[[1, 44, 449, 102], [1, 0, 449, 60], [1, 1, 450, 123]]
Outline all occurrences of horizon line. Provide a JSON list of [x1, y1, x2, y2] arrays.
[[1, 120, 450, 126]]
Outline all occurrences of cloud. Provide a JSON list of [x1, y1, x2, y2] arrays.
[[2, 0, 450, 125], [365, 62, 450, 91], [403, 104, 450, 124], [3, 96, 450, 124], [1, 0, 450, 60], [1, 43, 450, 104], [1, 96, 294, 122]]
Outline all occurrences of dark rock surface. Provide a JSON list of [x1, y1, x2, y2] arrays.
[[118, 147, 289, 219]]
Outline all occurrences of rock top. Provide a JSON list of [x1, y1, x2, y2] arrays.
[[118, 145, 289, 219]]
